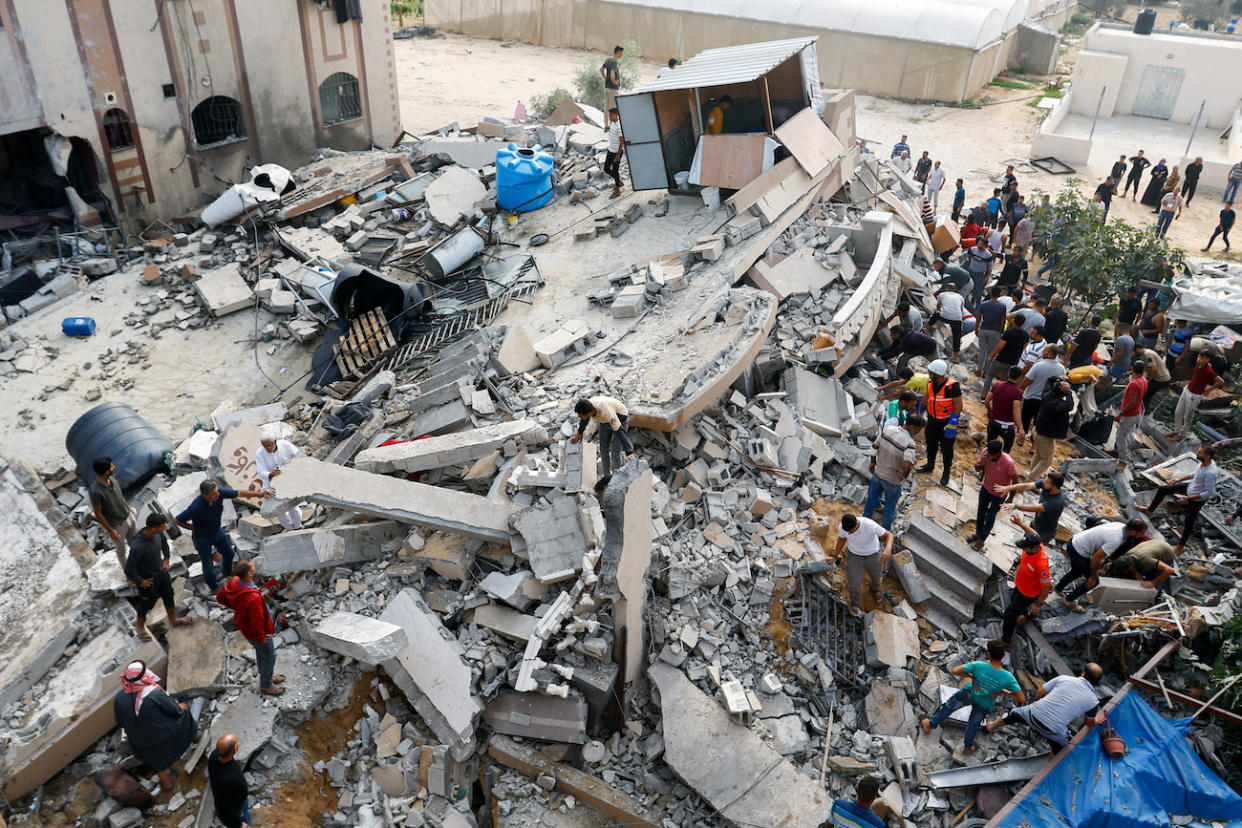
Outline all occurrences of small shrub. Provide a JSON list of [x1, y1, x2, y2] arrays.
[[530, 87, 574, 120]]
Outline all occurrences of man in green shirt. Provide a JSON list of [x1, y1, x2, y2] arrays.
[[1106, 538, 1175, 589], [933, 259, 971, 293], [90, 456, 135, 570], [920, 639, 1025, 755]]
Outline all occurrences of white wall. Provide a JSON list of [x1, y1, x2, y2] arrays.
[[1082, 23, 1242, 128], [1031, 89, 1091, 165], [1068, 50, 1128, 118]]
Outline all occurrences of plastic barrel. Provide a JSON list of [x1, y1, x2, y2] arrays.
[[1134, 8, 1156, 34], [62, 316, 96, 337], [422, 225, 486, 279], [496, 144, 555, 212], [66, 402, 173, 492]]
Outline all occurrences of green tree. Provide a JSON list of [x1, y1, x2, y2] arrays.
[[1027, 183, 1185, 319], [390, 1, 420, 27], [1180, 0, 1233, 26], [573, 39, 641, 111]]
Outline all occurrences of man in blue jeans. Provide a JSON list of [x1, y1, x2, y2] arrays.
[[863, 414, 924, 529], [920, 639, 1025, 755], [175, 479, 271, 591]]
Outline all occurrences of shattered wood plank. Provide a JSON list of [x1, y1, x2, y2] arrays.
[[725, 156, 802, 217], [488, 735, 661, 828], [697, 134, 769, 189], [775, 107, 845, 177]]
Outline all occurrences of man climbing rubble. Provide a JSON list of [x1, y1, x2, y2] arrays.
[[984, 663, 1108, 752], [1001, 533, 1052, 646], [571, 396, 635, 476], [833, 513, 894, 618], [1001, 471, 1066, 547], [1105, 538, 1176, 590], [1054, 517, 1148, 613], [1138, 444, 1219, 556], [863, 412, 924, 530], [125, 513, 194, 642], [920, 639, 1025, 756], [90, 456, 136, 571], [822, 775, 904, 828]]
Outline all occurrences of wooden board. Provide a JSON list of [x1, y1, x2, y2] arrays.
[[775, 107, 845, 177], [725, 156, 802, 216], [334, 308, 397, 380], [696, 134, 768, 190], [543, 97, 586, 127]]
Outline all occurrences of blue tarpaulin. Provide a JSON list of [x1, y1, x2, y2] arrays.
[[997, 693, 1242, 828]]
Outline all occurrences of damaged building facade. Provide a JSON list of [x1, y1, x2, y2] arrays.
[[0, 0, 401, 231]]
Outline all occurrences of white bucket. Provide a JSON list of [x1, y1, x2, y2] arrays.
[[674, 171, 691, 189], [701, 186, 721, 210]]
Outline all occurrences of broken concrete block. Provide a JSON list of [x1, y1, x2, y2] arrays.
[[408, 532, 474, 581], [466, 604, 538, 643], [864, 682, 918, 737], [355, 420, 546, 474], [493, 325, 541, 375], [600, 462, 654, 691], [532, 321, 590, 368], [484, 691, 588, 744], [264, 457, 516, 544], [650, 664, 833, 826], [864, 612, 919, 669], [1087, 577, 1157, 614], [312, 612, 409, 667], [209, 687, 280, 764], [380, 589, 483, 761], [511, 495, 587, 583], [165, 619, 227, 696], [479, 570, 540, 611], [192, 263, 253, 317], [425, 166, 486, 226], [257, 520, 405, 575]]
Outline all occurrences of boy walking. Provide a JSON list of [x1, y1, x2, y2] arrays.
[[921, 639, 1025, 755]]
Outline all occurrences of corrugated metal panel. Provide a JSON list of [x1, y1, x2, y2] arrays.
[[635, 36, 819, 93]]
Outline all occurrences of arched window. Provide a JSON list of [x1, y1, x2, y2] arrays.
[[319, 73, 362, 126], [102, 108, 134, 150], [191, 96, 246, 147]]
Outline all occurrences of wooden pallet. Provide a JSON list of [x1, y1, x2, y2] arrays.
[[334, 308, 397, 381]]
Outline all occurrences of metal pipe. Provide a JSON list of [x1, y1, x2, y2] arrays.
[[1185, 100, 1207, 157], [1088, 86, 1107, 143]]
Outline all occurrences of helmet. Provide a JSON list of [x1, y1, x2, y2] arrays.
[[928, 359, 949, 376]]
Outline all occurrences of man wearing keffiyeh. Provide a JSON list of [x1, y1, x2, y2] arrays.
[[113, 661, 197, 792]]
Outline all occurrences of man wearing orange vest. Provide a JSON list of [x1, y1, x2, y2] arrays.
[[914, 359, 963, 486], [1001, 533, 1052, 646]]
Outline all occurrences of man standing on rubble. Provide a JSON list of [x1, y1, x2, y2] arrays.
[[1114, 360, 1147, 473], [217, 560, 286, 697], [833, 514, 894, 618], [1001, 471, 1066, 547], [208, 733, 251, 828], [976, 286, 1008, 380], [113, 661, 196, 793], [1017, 344, 1065, 436], [962, 238, 994, 311], [125, 513, 194, 642], [927, 161, 946, 212], [864, 413, 925, 530], [600, 45, 623, 110], [920, 639, 1025, 756], [255, 429, 302, 531], [175, 480, 272, 593], [605, 108, 625, 199], [914, 151, 932, 193], [1139, 444, 1219, 555], [966, 439, 1019, 550], [1169, 350, 1225, 440], [915, 360, 962, 486], [1000, 534, 1052, 646], [985, 663, 1107, 751], [982, 314, 1028, 396], [984, 366, 1024, 453], [1054, 517, 1147, 612], [572, 396, 636, 476], [1024, 377, 1073, 483], [91, 457, 136, 571]]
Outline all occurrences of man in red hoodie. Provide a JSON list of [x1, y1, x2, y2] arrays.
[[217, 560, 285, 696]]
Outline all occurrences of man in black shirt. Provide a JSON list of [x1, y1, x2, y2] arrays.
[[914, 151, 932, 192], [209, 733, 250, 828], [124, 513, 193, 641], [997, 248, 1028, 291], [878, 326, 938, 365], [1204, 201, 1235, 252], [1182, 157, 1203, 205], [1042, 295, 1068, 344], [1002, 471, 1067, 544], [1124, 150, 1150, 199], [1094, 178, 1116, 221], [1110, 154, 1128, 182], [1117, 287, 1142, 328], [1066, 315, 1102, 369], [983, 315, 1029, 393]]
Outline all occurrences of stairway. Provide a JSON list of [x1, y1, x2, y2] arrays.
[[901, 514, 994, 637]]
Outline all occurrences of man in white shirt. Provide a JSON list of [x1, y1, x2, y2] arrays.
[[657, 57, 677, 77], [926, 161, 947, 212], [1156, 189, 1183, 237], [1139, 444, 1218, 554], [604, 107, 624, 199], [832, 514, 894, 617], [1056, 517, 1147, 611], [255, 430, 303, 530], [894, 151, 912, 175], [986, 663, 1106, 750], [934, 289, 966, 363]]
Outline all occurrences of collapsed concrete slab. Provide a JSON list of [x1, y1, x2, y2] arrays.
[[1088, 577, 1157, 613], [192, 263, 253, 317], [749, 248, 838, 301], [2, 638, 166, 800], [209, 687, 280, 764], [311, 612, 409, 667], [650, 664, 833, 827], [465, 603, 538, 643], [263, 457, 515, 543], [256, 520, 406, 575], [380, 589, 483, 761], [864, 612, 919, 669], [354, 420, 547, 474], [510, 494, 588, 583], [483, 691, 588, 744], [165, 619, 228, 696], [600, 461, 654, 692]]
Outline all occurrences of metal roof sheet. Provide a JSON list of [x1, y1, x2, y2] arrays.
[[634, 36, 819, 94]]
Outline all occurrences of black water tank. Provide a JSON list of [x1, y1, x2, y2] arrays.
[[1134, 8, 1157, 35], [65, 402, 173, 492]]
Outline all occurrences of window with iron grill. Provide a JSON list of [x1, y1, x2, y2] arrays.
[[103, 108, 134, 150], [191, 96, 246, 147], [319, 72, 362, 126]]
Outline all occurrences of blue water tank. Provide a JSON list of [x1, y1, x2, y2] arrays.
[[496, 144, 555, 212], [62, 316, 96, 337]]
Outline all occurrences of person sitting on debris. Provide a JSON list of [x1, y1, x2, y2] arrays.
[[915, 359, 962, 487], [113, 660, 196, 793], [1000, 534, 1052, 646], [833, 514, 894, 618], [705, 95, 731, 135], [91, 456, 137, 571], [823, 775, 894, 828], [1105, 538, 1176, 590], [878, 366, 929, 403], [208, 733, 251, 828], [1054, 517, 1148, 613], [1001, 472, 1066, 548], [883, 390, 920, 429], [125, 513, 194, 642], [572, 396, 635, 476], [966, 440, 1020, 550], [218, 560, 286, 696], [921, 639, 1025, 756], [985, 366, 1024, 454], [985, 663, 1107, 751], [864, 413, 925, 530], [1138, 444, 1219, 556], [175, 480, 271, 593], [878, 326, 938, 366], [255, 429, 303, 531], [1168, 350, 1226, 440]]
